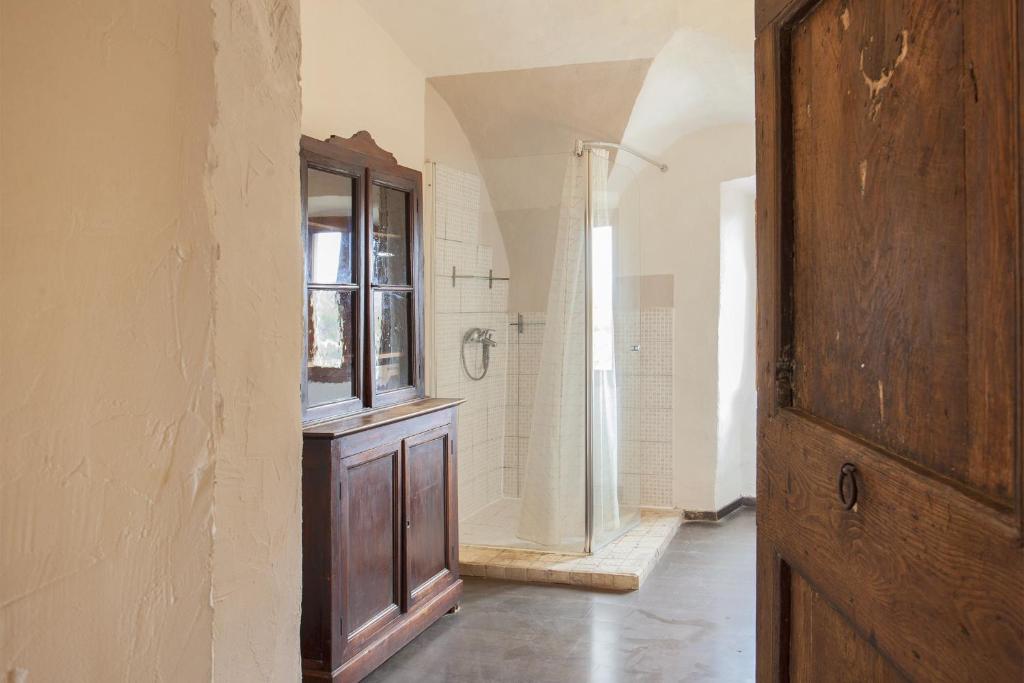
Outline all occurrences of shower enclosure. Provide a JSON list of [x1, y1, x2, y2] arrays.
[[440, 141, 665, 555]]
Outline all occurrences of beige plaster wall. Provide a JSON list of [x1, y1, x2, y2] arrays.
[[301, 0, 425, 172], [0, 1, 303, 680], [634, 123, 756, 511], [209, 0, 303, 680], [0, 2, 218, 679]]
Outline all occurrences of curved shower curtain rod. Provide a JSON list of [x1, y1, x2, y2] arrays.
[[574, 139, 669, 173]]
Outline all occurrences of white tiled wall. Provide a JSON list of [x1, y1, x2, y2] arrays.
[[432, 164, 508, 518], [502, 311, 546, 497], [504, 306, 675, 508]]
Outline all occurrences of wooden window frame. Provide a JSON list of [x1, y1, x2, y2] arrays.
[[301, 132, 425, 424]]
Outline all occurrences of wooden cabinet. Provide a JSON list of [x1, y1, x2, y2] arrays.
[[298, 133, 457, 681], [301, 399, 463, 682]]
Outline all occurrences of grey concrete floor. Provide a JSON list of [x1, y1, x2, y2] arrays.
[[366, 508, 756, 682]]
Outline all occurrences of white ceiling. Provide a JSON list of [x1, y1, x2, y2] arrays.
[[355, 0, 679, 77]]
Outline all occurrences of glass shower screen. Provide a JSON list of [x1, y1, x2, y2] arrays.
[[586, 148, 643, 552]]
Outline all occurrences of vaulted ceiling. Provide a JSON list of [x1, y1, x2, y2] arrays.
[[357, 0, 755, 160], [355, 0, 679, 77], [356, 0, 755, 306]]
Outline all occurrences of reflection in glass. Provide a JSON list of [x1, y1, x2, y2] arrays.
[[373, 291, 412, 392], [308, 168, 355, 284], [307, 289, 356, 406], [371, 184, 409, 285]]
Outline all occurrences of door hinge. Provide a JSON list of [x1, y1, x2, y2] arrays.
[[776, 358, 795, 405], [338, 482, 343, 499]]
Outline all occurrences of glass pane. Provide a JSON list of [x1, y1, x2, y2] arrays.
[[590, 149, 642, 551], [307, 289, 357, 406], [308, 167, 356, 285], [373, 291, 412, 392], [371, 184, 409, 285]]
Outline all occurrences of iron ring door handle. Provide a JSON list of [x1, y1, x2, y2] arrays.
[[837, 463, 858, 510]]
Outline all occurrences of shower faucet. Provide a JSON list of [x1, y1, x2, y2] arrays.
[[465, 328, 497, 347], [462, 328, 498, 380]]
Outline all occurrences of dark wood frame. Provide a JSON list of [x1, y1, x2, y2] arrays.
[[301, 149, 366, 423], [366, 167, 424, 409], [301, 131, 426, 424]]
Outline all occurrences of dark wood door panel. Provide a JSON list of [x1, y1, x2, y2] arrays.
[[756, 0, 1023, 680], [405, 435, 447, 588], [340, 443, 402, 656], [785, 0, 1015, 504], [788, 568, 908, 682], [759, 413, 1023, 682], [403, 426, 455, 609]]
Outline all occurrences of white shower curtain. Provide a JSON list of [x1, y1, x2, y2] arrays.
[[517, 149, 621, 549]]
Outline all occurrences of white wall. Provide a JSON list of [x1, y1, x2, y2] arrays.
[[634, 123, 756, 512], [715, 175, 757, 509], [425, 83, 509, 277], [301, 0, 425, 172], [1, 1, 303, 680]]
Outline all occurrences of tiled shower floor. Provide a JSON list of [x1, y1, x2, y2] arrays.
[[460, 501, 681, 590]]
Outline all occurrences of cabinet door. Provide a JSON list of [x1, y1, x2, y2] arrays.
[[338, 442, 403, 661], [402, 426, 457, 610]]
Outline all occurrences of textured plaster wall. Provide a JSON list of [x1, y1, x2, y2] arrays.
[[0, 1, 302, 680], [0, 2, 218, 679], [208, 0, 303, 680]]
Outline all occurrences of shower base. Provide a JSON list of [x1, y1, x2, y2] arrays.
[[459, 500, 681, 591], [460, 497, 588, 553]]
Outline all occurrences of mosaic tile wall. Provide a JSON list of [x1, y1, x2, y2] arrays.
[[432, 164, 508, 517], [503, 307, 674, 508], [502, 311, 546, 497], [622, 307, 675, 507]]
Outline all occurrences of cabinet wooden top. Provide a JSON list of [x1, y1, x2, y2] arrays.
[[303, 398, 464, 439]]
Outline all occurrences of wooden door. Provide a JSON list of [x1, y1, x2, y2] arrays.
[[402, 426, 458, 610], [755, 1, 1023, 681], [337, 441, 403, 661]]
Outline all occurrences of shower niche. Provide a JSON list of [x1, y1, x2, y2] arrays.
[[433, 142, 662, 558], [299, 132, 462, 682]]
